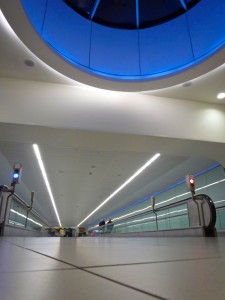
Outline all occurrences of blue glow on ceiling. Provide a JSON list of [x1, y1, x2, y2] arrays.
[[21, 0, 225, 82]]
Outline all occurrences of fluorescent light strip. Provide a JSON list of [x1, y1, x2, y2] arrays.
[[155, 191, 190, 206], [9, 220, 25, 227], [156, 208, 187, 218], [33, 144, 62, 226], [77, 153, 160, 227], [195, 178, 225, 191], [113, 205, 152, 221], [106, 178, 225, 225], [114, 208, 187, 228], [125, 210, 188, 228], [10, 209, 42, 227], [214, 199, 225, 204]]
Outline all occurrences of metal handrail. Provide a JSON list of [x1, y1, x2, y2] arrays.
[[90, 193, 216, 233], [110, 203, 188, 232], [112, 212, 188, 232], [0, 185, 50, 227], [216, 205, 225, 210], [194, 194, 216, 230], [126, 194, 215, 230]]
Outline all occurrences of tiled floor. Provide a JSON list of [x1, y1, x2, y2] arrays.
[[0, 236, 225, 300]]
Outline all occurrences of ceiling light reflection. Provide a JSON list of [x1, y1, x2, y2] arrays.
[[77, 153, 160, 227], [10, 209, 42, 227]]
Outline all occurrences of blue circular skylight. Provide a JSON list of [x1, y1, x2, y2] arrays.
[[64, 0, 201, 29], [9, 0, 225, 90]]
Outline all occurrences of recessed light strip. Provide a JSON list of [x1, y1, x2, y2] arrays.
[[33, 144, 62, 226], [77, 153, 160, 227]]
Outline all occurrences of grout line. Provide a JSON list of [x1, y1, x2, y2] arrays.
[[4, 239, 225, 299], [82, 267, 170, 300], [26, 247, 169, 299], [83, 255, 225, 269], [3, 240, 169, 300], [0, 268, 76, 274]]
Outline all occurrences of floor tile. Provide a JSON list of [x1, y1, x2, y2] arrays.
[[89, 258, 225, 300], [2, 236, 225, 300], [4, 237, 225, 268], [0, 240, 74, 272], [0, 269, 158, 300]]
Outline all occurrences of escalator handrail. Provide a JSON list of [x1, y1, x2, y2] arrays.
[[194, 194, 216, 230], [94, 194, 216, 231]]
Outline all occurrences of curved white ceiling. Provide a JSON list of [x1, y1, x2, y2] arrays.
[[1, 0, 225, 91]]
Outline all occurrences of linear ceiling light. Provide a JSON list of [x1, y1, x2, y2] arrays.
[[33, 144, 62, 226], [77, 153, 160, 227]]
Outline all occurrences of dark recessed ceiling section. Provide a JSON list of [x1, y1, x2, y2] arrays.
[[185, 0, 201, 9], [93, 0, 137, 29], [139, 0, 184, 29], [64, 0, 201, 29], [64, 0, 95, 18]]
